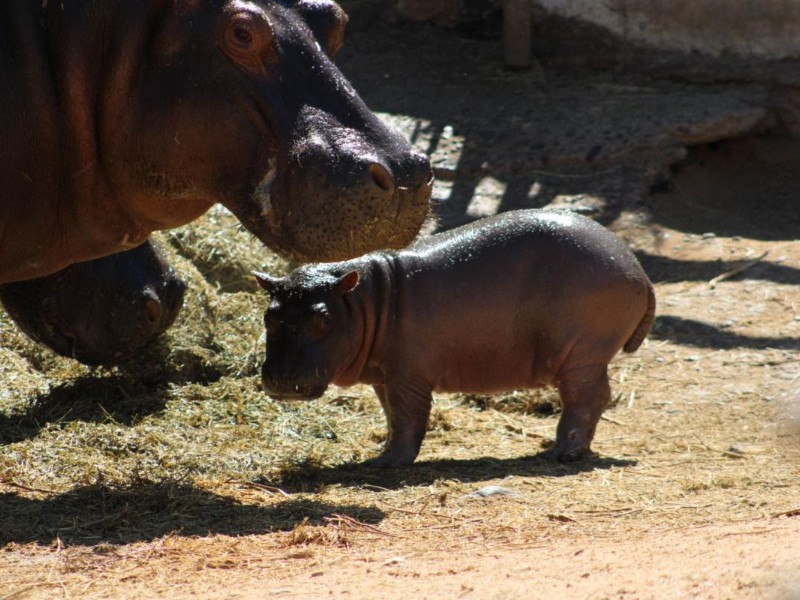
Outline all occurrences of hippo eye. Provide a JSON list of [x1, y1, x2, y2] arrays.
[[222, 11, 276, 70], [233, 27, 253, 44], [309, 308, 333, 338], [264, 313, 281, 334]]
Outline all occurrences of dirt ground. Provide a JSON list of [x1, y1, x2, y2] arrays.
[[2, 9, 800, 600]]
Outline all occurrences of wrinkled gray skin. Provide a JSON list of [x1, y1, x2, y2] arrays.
[[257, 209, 656, 468], [0, 239, 185, 366]]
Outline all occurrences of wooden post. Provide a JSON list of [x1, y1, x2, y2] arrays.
[[503, 0, 531, 69]]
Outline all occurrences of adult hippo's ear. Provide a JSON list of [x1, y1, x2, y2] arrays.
[[254, 271, 281, 294], [334, 271, 359, 296], [294, 0, 348, 59], [220, 3, 277, 75]]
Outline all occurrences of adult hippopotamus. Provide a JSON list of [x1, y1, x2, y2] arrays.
[[256, 209, 656, 468], [0, 0, 432, 286], [0, 239, 185, 365]]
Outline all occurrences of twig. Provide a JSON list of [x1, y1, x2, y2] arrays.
[[323, 514, 401, 538], [719, 528, 773, 538], [1, 584, 62, 600], [227, 480, 291, 497], [771, 508, 800, 519], [573, 507, 644, 516], [600, 414, 626, 426], [709, 251, 769, 288], [0, 479, 57, 494], [376, 500, 468, 522]]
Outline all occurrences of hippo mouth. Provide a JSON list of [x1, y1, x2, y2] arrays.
[[241, 168, 433, 264], [263, 381, 328, 401], [274, 178, 432, 263], [44, 328, 78, 360], [44, 328, 112, 366]]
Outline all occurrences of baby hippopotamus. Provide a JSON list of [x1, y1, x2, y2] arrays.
[[256, 209, 655, 468], [0, 239, 185, 366]]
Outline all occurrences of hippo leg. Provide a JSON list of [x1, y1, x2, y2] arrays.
[[544, 365, 611, 461], [363, 381, 432, 469]]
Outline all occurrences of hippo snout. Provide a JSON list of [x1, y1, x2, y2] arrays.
[[261, 365, 328, 401], [0, 239, 186, 366], [71, 280, 184, 366], [126, 279, 184, 338], [257, 106, 433, 263]]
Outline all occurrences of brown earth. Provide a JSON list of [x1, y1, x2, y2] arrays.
[[2, 9, 800, 600]]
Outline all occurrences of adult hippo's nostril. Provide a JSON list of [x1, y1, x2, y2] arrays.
[[368, 163, 395, 194], [144, 298, 162, 324], [162, 278, 186, 329], [400, 148, 434, 191]]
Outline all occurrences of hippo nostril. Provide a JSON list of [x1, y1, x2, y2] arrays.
[[408, 150, 433, 186], [368, 163, 395, 194], [144, 298, 162, 324], [414, 175, 434, 203]]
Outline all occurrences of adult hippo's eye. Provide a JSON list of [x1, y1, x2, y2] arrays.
[[233, 26, 253, 44], [221, 10, 276, 72], [227, 15, 258, 48]]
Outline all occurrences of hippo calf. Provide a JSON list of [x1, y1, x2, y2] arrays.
[[0, 239, 185, 366], [256, 209, 656, 468]]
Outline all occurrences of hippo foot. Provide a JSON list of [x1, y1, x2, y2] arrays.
[[361, 451, 417, 469], [540, 443, 593, 462]]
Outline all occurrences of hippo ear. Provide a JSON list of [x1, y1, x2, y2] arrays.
[[253, 271, 280, 294], [334, 271, 360, 296], [296, 0, 348, 58]]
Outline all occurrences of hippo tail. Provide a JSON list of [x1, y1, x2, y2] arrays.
[[623, 282, 656, 353]]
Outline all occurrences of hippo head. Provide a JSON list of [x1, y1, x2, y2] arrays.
[[0, 240, 185, 366], [122, 0, 431, 264], [255, 266, 360, 399]]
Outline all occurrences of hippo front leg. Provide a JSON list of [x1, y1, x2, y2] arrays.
[[363, 381, 432, 469], [544, 365, 611, 461]]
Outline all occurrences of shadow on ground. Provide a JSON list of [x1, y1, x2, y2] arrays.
[[0, 481, 384, 546], [0, 374, 172, 446], [337, 19, 653, 232], [338, 16, 800, 242], [636, 252, 800, 286], [261, 454, 636, 494], [646, 138, 800, 242], [652, 316, 800, 351]]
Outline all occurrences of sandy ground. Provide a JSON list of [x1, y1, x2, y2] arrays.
[[4, 519, 799, 599]]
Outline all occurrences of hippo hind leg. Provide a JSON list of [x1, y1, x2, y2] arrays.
[[543, 364, 611, 461], [363, 381, 432, 469]]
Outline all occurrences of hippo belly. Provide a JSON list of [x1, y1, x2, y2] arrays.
[[431, 332, 553, 394]]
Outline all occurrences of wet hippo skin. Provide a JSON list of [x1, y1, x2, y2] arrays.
[[257, 209, 656, 467], [0, 0, 432, 286]]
